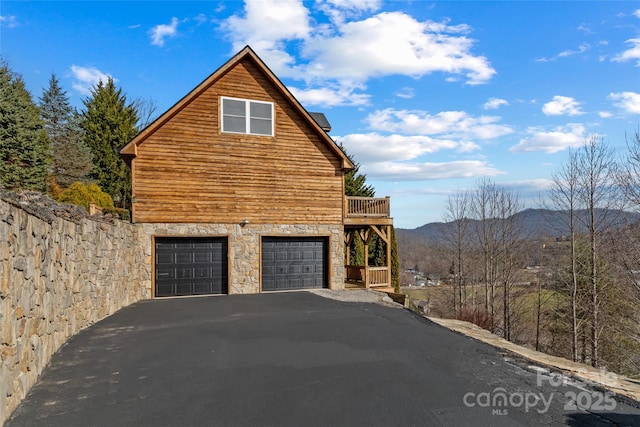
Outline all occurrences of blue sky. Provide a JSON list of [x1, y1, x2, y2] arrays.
[[1, 1, 639, 228]]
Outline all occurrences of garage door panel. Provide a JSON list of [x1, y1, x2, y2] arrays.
[[289, 265, 301, 275], [155, 237, 228, 297], [194, 267, 210, 278], [262, 237, 327, 291], [175, 253, 192, 264], [156, 253, 174, 264], [194, 253, 210, 263], [156, 268, 174, 279]]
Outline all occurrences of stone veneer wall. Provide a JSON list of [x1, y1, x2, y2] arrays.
[[139, 223, 345, 293], [0, 192, 151, 424]]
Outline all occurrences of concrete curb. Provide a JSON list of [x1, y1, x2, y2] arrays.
[[307, 289, 403, 307], [428, 317, 640, 405]]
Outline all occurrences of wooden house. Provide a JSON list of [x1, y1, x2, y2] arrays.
[[120, 46, 393, 297]]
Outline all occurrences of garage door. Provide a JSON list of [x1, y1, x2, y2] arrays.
[[155, 237, 228, 297], [262, 237, 328, 291]]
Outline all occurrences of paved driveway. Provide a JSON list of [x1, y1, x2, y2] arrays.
[[6, 292, 640, 426]]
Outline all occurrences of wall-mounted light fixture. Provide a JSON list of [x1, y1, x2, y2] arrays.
[[240, 219, 249, 227]]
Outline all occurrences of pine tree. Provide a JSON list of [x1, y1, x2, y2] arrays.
[[79, 78, 138, 207], [339, 143, 375, 197], [390, 226, 400, 292], [0, 62, 51, 191], [39, 73, 93, 187]]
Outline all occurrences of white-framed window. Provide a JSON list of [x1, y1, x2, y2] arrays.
[[221, 96, 274, 136]]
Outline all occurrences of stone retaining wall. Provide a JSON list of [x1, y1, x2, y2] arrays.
[[0, 192, 150, 424]]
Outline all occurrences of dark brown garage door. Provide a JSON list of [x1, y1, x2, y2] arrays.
[[262, 237, 328, 291], [155, 237, 228, 297]]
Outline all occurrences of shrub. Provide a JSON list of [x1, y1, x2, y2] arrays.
[[47, 176, 63, 200], [58, 182, 114, 211]]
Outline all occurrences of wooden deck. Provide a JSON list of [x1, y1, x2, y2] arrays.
[[344, 196, 393, 225], [343, 196, 394, 289], [345, 265, 391, 289]]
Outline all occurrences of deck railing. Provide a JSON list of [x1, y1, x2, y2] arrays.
[[345, 265, 390, 288], [345, 196, 390, 218], [368, 267, 389, 286]]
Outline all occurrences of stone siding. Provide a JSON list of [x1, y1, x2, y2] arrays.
[[139, 223, 345, 294], [0, 192, 150, 424]]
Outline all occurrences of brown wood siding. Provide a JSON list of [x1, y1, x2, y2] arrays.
[[132, 58, 344, 224]]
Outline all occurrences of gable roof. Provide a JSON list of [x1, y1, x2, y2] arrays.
[[309, 112, 331, 132], [120, 46, 354, 171]]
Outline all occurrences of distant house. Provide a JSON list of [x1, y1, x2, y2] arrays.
[[121, 46, 392, 297]]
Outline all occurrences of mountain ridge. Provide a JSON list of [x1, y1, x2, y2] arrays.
[[397, 208, 640, 242]]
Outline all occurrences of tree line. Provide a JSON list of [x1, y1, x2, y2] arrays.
[[0, 60, 155, 214], [434, 133, 640, 376]]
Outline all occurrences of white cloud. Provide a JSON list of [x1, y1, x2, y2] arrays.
[[577, 23, 592, 34], [0, 15, 17, 28], [193, 13, 208, 25], [598, 111, 613, 118], [536, 43, 590, 62], [149, 17, 180, 47], [483, 98, 509, 110], [338, 133, 463, 163], [542, 96, 584, 116], [322, 0, 381, 12], [557, 43, 590, 58], [303, 11, 494, 85], [222, 2, 496, 95], [317, 0, 382, 25], [70, 65, 113, 95], [222, 0, 311, 74], [363, 160, 503, 181], [290, 85, 370, 107], [634, 9, 640, 18], [365, 108, 513, 140], [609, 91, 640, 114], [510, 178, 554, 192], [395, 87, 415, 99], [510, 124, 587, 153], [612, 38, 640, 66]]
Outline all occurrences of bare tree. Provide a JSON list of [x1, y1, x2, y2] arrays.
[[619, 129, 640, 207], [495, 185, 525, 341], [471, 177, 501, 331], [575, 136, 623, 367], [442, 189, 471, 317], [132, 97, 159, 130], [547, 148, 581, 362]]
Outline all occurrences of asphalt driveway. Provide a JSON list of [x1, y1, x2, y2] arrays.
[[6, 292, 640, 426]]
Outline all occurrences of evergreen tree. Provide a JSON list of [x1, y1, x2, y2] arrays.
[[390, 226, 400, 292], [350, 231, 366, 266], [370, 234, 386, 266], [339, 143, 375, 197], [79, 78, 138, 207], [0, 62, 50, 191], [39, 73, 93, 187]]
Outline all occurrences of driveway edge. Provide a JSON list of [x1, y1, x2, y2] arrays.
[[427, 316, 640, 405]]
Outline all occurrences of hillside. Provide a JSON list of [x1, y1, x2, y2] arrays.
[[395, 208, 640, 274], [399, 208, 640, 242]]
